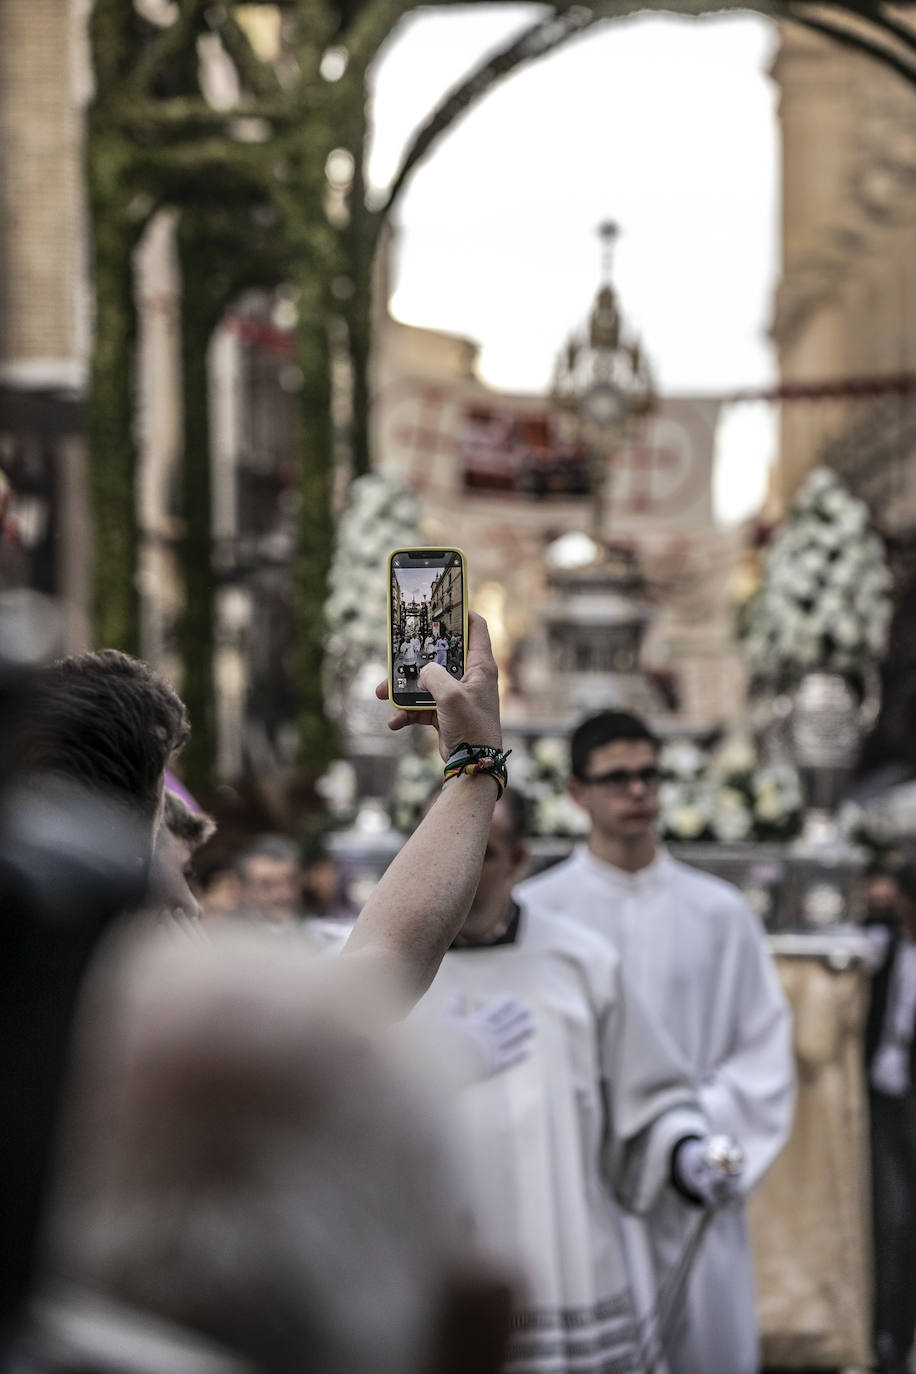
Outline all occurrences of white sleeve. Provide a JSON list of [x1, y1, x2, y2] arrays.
[[698, 908, 795, 1193], [601, 967, 706, 1215]]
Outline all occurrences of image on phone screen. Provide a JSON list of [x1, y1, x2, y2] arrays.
[[390, 551, 465, 708]]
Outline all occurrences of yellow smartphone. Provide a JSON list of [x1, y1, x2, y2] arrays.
[[387, 547, 468, 711]]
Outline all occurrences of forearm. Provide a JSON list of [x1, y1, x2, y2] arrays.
[[342, 772, 498, 1002]]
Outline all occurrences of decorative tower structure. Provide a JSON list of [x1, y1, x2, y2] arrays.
[[524, 225, 666, 722]]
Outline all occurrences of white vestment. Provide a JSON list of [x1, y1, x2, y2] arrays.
[[417, 904, 707, 1374], [517, 847, 795, 1374]]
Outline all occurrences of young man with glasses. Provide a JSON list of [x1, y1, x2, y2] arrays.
[[517, 710, 794, 1374]]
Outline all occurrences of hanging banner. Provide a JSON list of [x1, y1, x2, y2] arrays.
[[376, 375, 719, 532]]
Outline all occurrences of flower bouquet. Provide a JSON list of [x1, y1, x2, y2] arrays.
[[740, 467, 892, 689], [510, 734, 591, 839], [659, 736, 804, 844]]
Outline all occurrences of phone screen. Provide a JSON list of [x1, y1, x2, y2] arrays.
[[390, 549, 466, 709]]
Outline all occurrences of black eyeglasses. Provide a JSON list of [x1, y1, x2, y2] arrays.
[[582, 765, 662, 793]]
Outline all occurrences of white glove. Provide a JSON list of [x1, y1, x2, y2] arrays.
[[870, 1042, 910, 1097], [672, 1135, 745, 1208], [444, 997, 535, 1084]]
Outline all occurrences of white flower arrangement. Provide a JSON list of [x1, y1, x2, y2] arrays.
[[836, 799, 901, 866], [741, 467, 892, 686], [659, 738, 707, 781], [386, 727, 804, 844], [324, 473, 422, 683], [659, 735, 803, 843], [387, 731, 591, 838], [314, 759, 358, 819], [512, 734, 590, 837], [389, 746, 442, 833], [533, 792, 590, 839]]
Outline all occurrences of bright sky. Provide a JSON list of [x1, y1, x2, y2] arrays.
[[394, 567, 439, 600], [367, 4, 781, 524]]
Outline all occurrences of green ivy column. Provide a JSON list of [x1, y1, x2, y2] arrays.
[[87, 246, 140, 651], [86, 157, 142, 652], [342, 201, 376, 480], [175, 225, 221, 793]]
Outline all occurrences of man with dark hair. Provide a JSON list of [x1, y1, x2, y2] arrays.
[[517, 708, 794, 1374], [20, 649, 190, 843], [866, 861, 916, 1374], [569, 709, 660, 782]]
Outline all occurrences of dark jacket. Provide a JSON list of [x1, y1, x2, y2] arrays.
[[866, 928, 916, 1088]]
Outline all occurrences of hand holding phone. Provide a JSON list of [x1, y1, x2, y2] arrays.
[[377, 609, 501, 761]]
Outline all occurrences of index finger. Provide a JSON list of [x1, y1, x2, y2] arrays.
[[464, 610, 494, 674]]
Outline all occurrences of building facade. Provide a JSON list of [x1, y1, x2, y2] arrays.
[[772, 23, 916, 776], [0, 0, 91, 646], [772, 23, 916, 521]]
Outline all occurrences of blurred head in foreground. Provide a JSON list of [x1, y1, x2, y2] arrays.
[[46, 932, 510, 1374]]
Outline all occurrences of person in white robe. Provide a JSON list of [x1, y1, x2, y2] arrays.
[[414, 790, 744, 1374], [516, 710, 795, 1374]]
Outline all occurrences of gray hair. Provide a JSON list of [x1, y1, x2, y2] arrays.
[[234, 833, 300, 876]]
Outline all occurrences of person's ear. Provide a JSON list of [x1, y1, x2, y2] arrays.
[[567, 776, 588, 810], [422, 1267, 514, 1374]]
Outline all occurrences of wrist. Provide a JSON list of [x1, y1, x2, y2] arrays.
[[441, 769, 503, 798], [443, 743, 511, 798]]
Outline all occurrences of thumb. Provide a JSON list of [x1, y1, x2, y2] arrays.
[[418, 662, 454, 695]]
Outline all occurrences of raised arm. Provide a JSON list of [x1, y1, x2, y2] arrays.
[[342, 612, 503, 1004]]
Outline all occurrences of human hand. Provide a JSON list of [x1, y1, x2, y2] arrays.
[[375, 610, 501, 761], [444, 996, 535, 1082], [154, 906, 209, 943], [870, 1042, 910, 1097], [672, 1135, 745, 1208]]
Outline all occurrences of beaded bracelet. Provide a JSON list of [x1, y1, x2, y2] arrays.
[[443, 743, 512, 798]]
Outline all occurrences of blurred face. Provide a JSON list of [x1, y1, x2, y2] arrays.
[[568, 739, 661, 842], [240, 855, 301, 915], [305, 858, 340, 907], [462, 800, 526, 941], [148, 824, 201, 922], [865, 874, 900, 924], [201, 868, 242, 916]]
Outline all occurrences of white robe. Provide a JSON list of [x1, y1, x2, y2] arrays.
[[417, 905, 707, 1374], [516, 847, 795, 1374]]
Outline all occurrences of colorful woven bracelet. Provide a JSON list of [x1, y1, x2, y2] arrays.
[[443, 743, 512, 798]]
